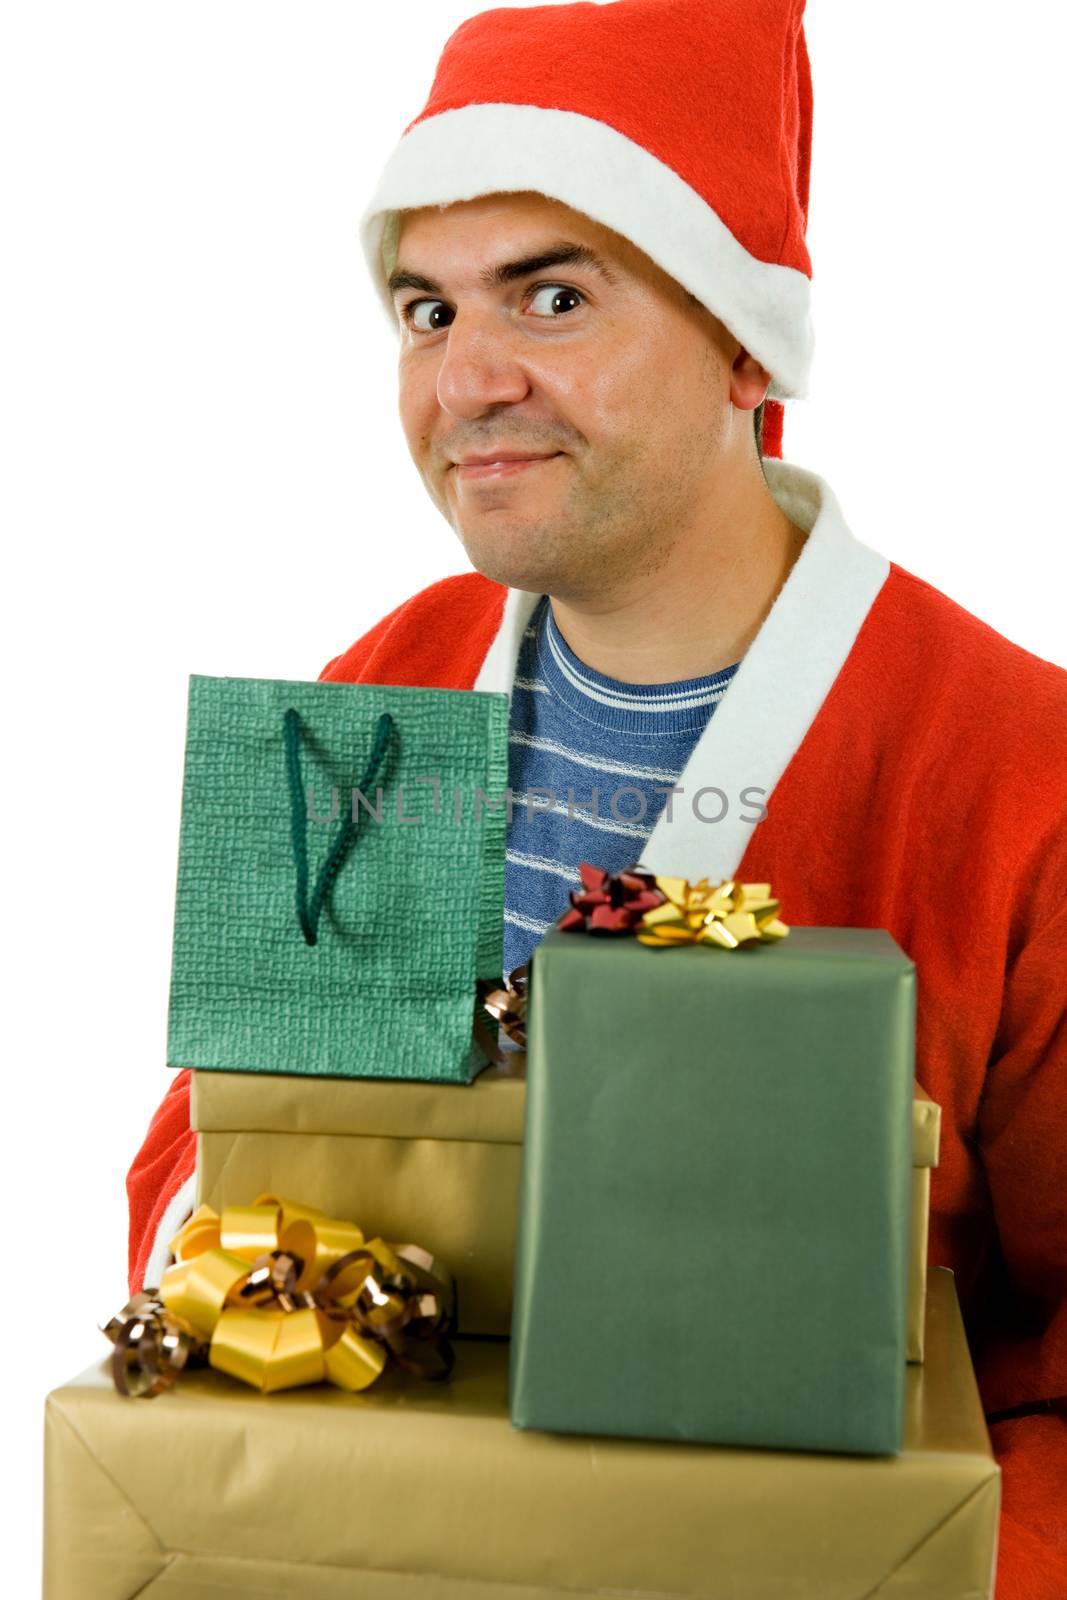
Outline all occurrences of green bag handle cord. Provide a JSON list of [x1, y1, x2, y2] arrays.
[[282, 707, 395, 946]]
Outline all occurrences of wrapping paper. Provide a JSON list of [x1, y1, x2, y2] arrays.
[[167, 675, 508, 1084], [910, 1086, 942, 1361], [44, 1270, 998, 1599], [192, 1063, 525, 1335], [512, 925, 916, 1452], [192, 1067, 939, 1348]]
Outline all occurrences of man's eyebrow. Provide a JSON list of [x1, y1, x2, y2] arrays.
[[387, 242, 621, 301]]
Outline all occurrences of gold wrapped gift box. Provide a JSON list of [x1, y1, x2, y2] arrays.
[[192, 1067, 941, 1358], [45, 1270, 997, 1599], [191, 1062, 527, 1336]]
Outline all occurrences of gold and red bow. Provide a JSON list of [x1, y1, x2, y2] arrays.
[[637, 876, 789, 948], [556, 863, 666, 934], [102, 1194, 454, 1399]]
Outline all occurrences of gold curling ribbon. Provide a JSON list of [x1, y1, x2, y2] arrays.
[[637, 877, 790, 949], [102, 1193, 454, 1399]]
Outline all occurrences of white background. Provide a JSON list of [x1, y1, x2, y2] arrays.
[[4, 2, 1065, 1590]]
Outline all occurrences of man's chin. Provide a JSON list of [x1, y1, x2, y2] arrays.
[[451, 528, 564, 593], [463, 555, 555, 593]]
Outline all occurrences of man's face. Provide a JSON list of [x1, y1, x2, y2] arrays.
[[390, 191, 743, 598]]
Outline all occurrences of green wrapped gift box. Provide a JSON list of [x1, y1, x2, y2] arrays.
[[167, 675, 508, 1084], [510, 924, 915, 1454]]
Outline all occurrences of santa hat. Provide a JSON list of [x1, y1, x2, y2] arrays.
[[359, 0, 814, 460]]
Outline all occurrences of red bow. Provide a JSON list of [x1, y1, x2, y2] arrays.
[[556, 863, 666, 934]]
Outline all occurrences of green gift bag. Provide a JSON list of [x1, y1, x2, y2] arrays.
[[166, 675, 509, 1083]]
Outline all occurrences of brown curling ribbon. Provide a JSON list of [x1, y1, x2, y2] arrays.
[[100, 1196, 455, 1398], [316, 1242, 455, 1382], [102, 1292, 202, 1399], [474, 963, 530, 1061]]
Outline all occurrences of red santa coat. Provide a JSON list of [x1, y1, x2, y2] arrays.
[[128, 460, 1066, 1595]]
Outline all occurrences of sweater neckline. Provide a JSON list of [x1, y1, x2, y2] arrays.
[[531, 595, 740, 736]]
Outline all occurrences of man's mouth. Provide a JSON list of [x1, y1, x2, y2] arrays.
[[452, 452, 562, 480]]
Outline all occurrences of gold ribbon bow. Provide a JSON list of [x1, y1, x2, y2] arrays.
[[637, 877, 790, 949], [103, 1193, 454, 1399]]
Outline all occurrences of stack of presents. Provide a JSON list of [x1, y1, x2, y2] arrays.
[[44, 676, 1000, 1597]]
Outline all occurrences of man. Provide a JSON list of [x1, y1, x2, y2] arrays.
[[128, 0, 1066, 1592]]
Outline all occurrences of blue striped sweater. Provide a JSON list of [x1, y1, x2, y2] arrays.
[[502, 594, 740, 980]]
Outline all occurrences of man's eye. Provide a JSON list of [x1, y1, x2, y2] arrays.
[[402, 299, 452, 333], [400, 283, 585, 333], [526, 283, 585, 318]]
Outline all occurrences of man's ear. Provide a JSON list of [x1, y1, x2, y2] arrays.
[[730, 346, 773, 414]]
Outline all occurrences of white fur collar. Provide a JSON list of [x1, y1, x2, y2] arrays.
[[472, 460, 889, 880]]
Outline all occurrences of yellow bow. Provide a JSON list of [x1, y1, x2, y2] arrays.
[[636, 877, 790, 949], [104, 1193, 453, 1398]]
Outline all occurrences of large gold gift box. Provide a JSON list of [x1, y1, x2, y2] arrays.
[[44, 1269, 997, 1598], [192, 1068, 941, 1355]]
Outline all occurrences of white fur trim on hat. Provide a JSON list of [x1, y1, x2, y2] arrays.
[[359, 104, 813, 402]]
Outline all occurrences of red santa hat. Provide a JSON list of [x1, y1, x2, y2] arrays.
[[359, 0, 814, 460]]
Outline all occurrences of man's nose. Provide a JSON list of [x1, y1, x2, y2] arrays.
[[435, 307, 532, 418]]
